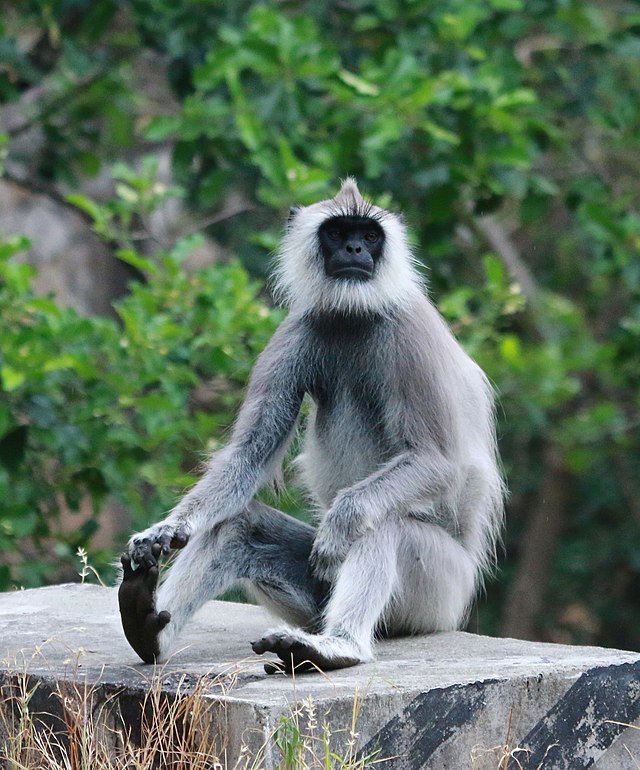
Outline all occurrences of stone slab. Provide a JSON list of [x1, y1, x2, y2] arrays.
[[1, 584, 639, 769]]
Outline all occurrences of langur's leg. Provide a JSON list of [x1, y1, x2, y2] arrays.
[[252, 520, 401, 673], [384, 519, 478, 635], [251, 519, 479, 673], [118, 501, 328, 663]]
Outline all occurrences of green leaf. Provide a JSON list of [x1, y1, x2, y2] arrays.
[[116, 249, 158, 275], [484, 253, 506, 286], [0, 235, 31, 259], [65, 193, 103, 221], [1, 367, 25, 391], [338, 70, 379, 96]]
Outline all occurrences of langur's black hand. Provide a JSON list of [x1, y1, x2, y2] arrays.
[[130, 525, 190, 567]]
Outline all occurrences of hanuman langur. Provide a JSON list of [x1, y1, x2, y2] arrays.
[[118, 178, 504, 673]]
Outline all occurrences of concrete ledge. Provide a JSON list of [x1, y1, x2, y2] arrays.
[[1, 584, 639, 768]]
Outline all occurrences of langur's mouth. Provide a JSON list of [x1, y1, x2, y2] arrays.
[[330, 267, 373, 281]]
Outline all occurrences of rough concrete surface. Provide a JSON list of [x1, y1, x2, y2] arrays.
[[0, 583, 638, 769]]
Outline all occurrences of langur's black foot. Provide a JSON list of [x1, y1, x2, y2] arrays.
[[251, 632, 361, 675], [118, 544, 170, 664]]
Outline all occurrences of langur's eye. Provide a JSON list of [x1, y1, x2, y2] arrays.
[[364, 232, 379, 243], [328, 229, 341, 241]]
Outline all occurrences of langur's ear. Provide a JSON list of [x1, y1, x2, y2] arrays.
[[287, 206, 302, 230]]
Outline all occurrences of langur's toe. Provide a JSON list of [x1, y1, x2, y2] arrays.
[[251, 638, 267, 655], [252, 632, 298, 655], [251, 632, 330, 674]]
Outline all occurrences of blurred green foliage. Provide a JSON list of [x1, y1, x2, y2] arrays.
[[1, 0, 639, 647], [0, 168, 281, 586]]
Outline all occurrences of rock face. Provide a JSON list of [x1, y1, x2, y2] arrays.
[[0, 179, 131, 316], [1, 583, 639, 769]]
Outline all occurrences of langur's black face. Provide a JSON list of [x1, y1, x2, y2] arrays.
[[318, 216, 385, 281]]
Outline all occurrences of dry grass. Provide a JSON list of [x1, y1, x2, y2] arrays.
[[0, 670, 225, 770], [0, 668, 385, 770], [1, 668, 637, 770], [470, 741, 559, 770], [469, 710, 559, 770], [605, 722, 640, 770], [268, 691, 387, 770]]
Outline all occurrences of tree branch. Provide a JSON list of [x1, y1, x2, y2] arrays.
[[4, 69, 122, 138], [500, 444, 570, 640], [470, 212, 556, 342], [472, 214, 540, 306], [2, 169, 96, 228]]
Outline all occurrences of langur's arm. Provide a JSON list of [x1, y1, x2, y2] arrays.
[[309, 445, 455, 581], [335, 446, 455, 526], [327, 445, 455, 535], [129, 317, 305, 564]]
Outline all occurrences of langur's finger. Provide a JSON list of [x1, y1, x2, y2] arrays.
[[120, 554, 134, 579], [170, 530, 189, 549], [140, 551, 157, 570], [144, 565, 159, 591]]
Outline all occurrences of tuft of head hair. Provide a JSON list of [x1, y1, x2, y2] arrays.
[[273, 179, 424, 316], [328, 177, 376, 219]]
